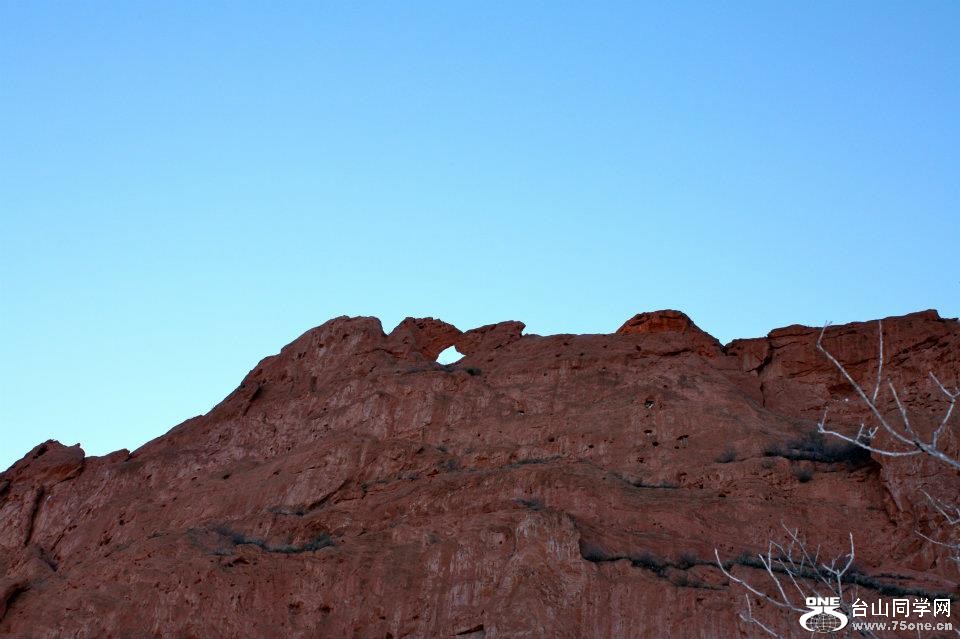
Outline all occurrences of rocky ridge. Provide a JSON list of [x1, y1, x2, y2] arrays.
[[1, 310, 958, 638]]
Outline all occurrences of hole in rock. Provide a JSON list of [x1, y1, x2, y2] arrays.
[[436, 345, 465, 365]]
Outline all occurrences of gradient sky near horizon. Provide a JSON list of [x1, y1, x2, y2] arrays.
[[2, 2, 958, 471]]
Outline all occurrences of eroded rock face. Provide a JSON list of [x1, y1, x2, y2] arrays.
[[617, 309, 700, 335], [455, 321, 525, 356], [1, 311, 958, 638], [618, 310, 722, 359]]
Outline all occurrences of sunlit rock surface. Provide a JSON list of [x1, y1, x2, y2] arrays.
[[1, 310, 957, 637]]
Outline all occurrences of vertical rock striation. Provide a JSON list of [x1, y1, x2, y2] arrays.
[[0, 310, 957, 637]]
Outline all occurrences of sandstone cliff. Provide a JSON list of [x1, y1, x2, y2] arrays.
[[1, 310, 957, 638]]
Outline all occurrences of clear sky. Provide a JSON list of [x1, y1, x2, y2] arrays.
[[2, 2, 958, 471]]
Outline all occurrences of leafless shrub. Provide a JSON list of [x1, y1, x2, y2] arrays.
[[716, 447, 737, 464], [715, 526, 874, 638], [816, 320, 959, 566], [715, 320, 959, 637]]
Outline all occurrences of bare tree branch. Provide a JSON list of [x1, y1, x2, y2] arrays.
[[739, 595, 785, 639], [716, 318, 958, 637], [816, 321, 960, 471], [715, 527, 879, 639]]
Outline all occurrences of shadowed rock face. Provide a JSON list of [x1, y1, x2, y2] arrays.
[[1, 310, 958, 638]]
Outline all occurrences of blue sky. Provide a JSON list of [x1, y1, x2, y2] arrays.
[[2, 2, 958, 471]]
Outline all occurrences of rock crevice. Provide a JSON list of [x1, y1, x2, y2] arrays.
[[1, 310, 957, 638]]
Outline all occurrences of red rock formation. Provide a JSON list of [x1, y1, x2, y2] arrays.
[[617, 309, 700, 335], [455, 321, 525, 356], [1, 310, 957, 638], [618, 310, 722, 358]]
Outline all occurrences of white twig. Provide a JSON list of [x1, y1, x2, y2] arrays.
[[816, 320, 959, 572], [714, 549, 806, 613], [923, 490, 960, 526], [717, 319, 958, 636], [739, 595, 785, 639], [715, 529, 879, 639], [816, 321, 960, 471]]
